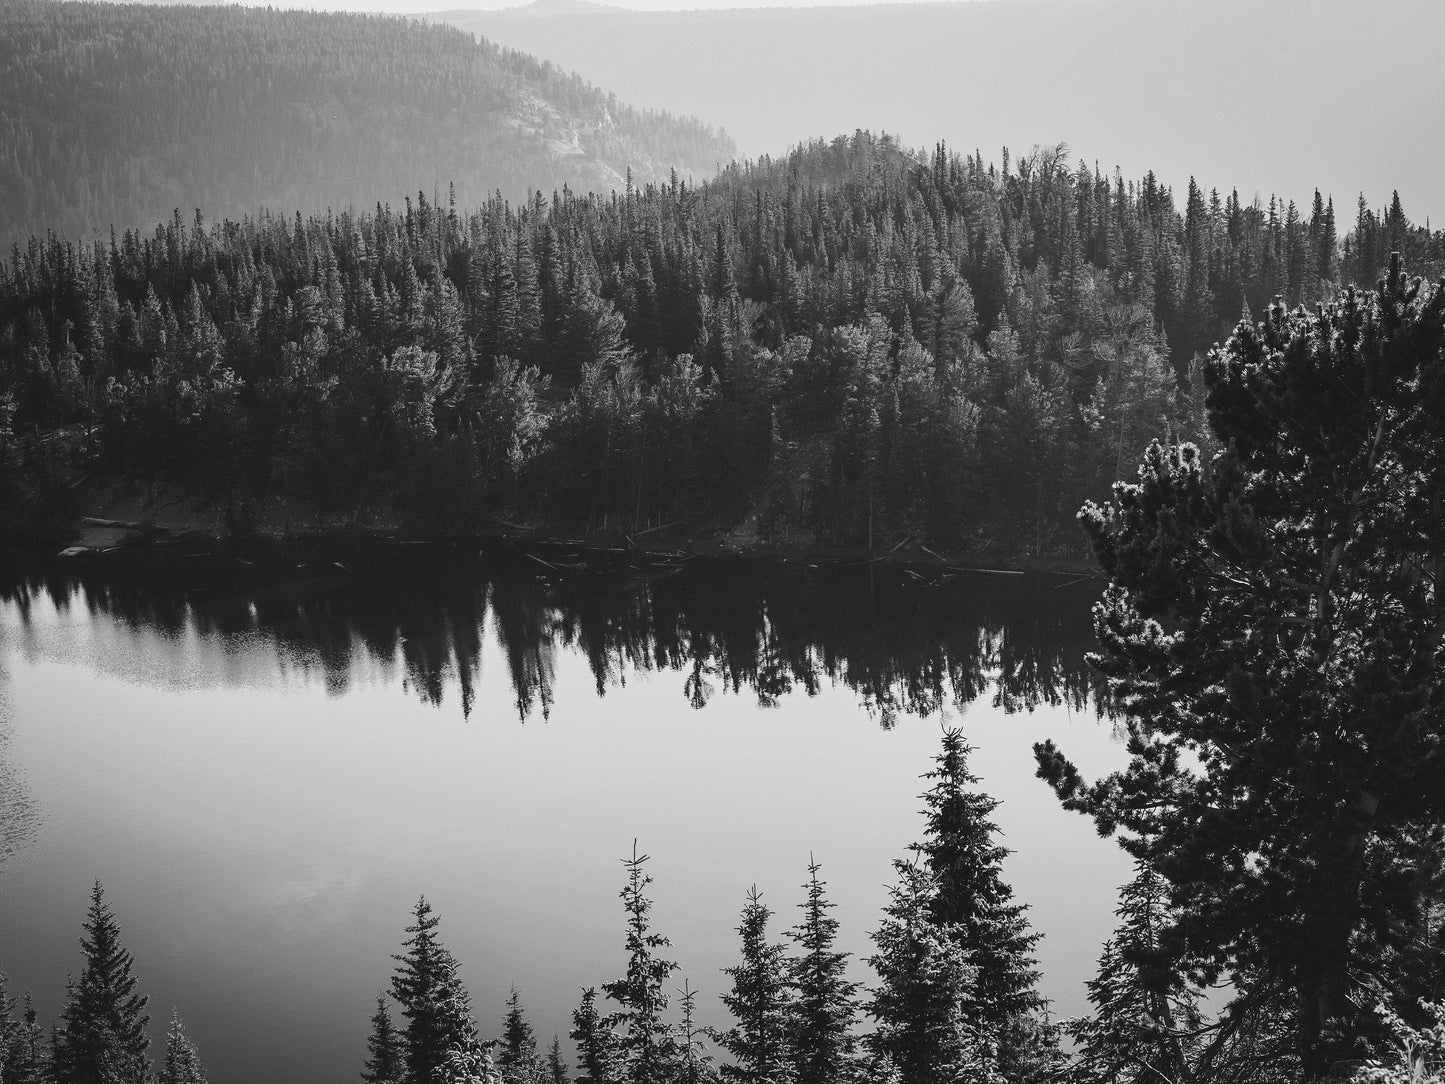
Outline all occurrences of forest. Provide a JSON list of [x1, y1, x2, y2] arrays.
[[0, 0, 735, 245], [3, 110, 1445, 1083], [2, 133, 1443, 557]]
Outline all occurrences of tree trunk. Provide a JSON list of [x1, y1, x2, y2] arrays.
[[1297, 789, 1380, 1080]]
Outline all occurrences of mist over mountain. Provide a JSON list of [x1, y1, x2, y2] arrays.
[[0, 0, 736, 246], [438, 0, 1445, 221]]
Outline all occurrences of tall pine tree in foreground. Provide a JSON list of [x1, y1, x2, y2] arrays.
[[601, 844, 681, 1084], [785, 857, 860, 1084], [911, 729, 1053, 1078], [865, 862, 999, 1084], [391, 897, 482, 1084], [713, 887, 791, 1083], [1038, 256, 1445, 1078], [53, 881, 151, 1084]]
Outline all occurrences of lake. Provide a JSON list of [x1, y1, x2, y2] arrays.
[[0, 542, 1130, 1083]]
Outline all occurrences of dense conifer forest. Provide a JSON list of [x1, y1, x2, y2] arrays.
[[0, 0, 735, 245], [4, 128, 1445, 1083], [2, 133, 1442, 555]]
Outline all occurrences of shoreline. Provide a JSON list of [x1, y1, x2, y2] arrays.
[[30, 514, 1100, 583]]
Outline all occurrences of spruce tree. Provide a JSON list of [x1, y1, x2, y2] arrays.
[[570, 988, 621, 1084], [785, 858, 860, 1084], [713, 887, 791, 1083], [53, 881, 152, 1084], [498, 987, 540, 1083], [545, 1035, 570, 1084], [601, 844, 681, 1084], [675, 981, 718, 1084], [391, 897, 480, 1084], [865, 863, 999, 1084], [157, 1010, 208, 1084], [363, 992, 405, 1084], [4, 994, 50, 1084], [911, 729, 1045, 1065], [0, 973, 19, 1075], [1068, 859, 1201, 1084]]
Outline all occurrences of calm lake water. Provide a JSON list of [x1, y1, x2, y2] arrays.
[[0, 544, 1130, 1084]]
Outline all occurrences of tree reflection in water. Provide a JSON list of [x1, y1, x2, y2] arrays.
[[0, 544, 1107, 726]]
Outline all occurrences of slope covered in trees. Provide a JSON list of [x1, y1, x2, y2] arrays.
[[2, 133, 1442, 557], [0, 0, 735, 246]]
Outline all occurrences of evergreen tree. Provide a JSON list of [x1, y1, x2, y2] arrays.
[[601, 844, 681, 1084], [570, 988, 622, 1084], [0, 974, 19, 1077], [545, 1035, 570, 1084], [157, 1010, 208, 1084], [53, 881, 152, 1084], [1039, 257, 1445, 1078], [1068, 859, 1201, 1084], [713, 887, 792, 1083], [363, 992, 406, 1084], [785, 858, 860, 1084], [865, 863, 999, 1084], [3, 994, 50, 1084], [392, 897, 480, 1084], [498, 987, 540, 1083], [676, 981, 718, 1084], [911, 729, 1045, 1065]]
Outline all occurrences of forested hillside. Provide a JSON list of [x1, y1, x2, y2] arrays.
[[441, 0, 1445, 224], [0, 0, 735, 246], [2, 133, 1442, 555]]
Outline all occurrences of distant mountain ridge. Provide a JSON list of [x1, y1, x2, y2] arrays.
[[486, 0, 623, 18], [0, 0, 735, 245], [437, 0, 1445, 222]]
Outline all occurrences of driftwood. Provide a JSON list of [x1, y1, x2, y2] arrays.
[[632, 519, 687, 538]]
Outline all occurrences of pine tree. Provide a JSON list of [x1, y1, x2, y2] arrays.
[[392, 897, 480, 1084], [911, 729, 1045, 1063], [713, 886, 792, 1083], [570, 988, 622, 1084], [785, 858, 860, 1084], [4, 994, 50, 1084], [0, 973, 19, 1074], [545, 1035, 570, 1084], [601, 844, 681, 1084], [675, 981, 718, 1084], [157, 1010, 208, 1084], [363, 992, 405, 1084], [54, 881, 152, 1084], [865, 863, 999, 1084], [1040, 257, 1445, 1078], [498, 987, 540, 1083], [1068, 859, 1201, 1084]]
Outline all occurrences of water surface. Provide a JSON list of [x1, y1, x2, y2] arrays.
[[0, 547, 1129, 1083]]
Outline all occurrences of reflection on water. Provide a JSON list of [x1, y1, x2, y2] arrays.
[[0, 544, 1103, 725], [0, 544, 1120, 1084], [0, 669, 40, 867]]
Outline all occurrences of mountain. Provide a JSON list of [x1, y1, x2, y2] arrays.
[[489, 0, 624, 18], [435, 0, 1445, 222], [0, 0, 736, 245]]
